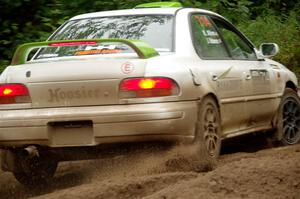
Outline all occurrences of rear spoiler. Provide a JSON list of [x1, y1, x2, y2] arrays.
[[11, 39, 159, 65]]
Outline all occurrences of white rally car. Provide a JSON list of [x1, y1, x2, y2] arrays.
[[0, 2, 299, 185]]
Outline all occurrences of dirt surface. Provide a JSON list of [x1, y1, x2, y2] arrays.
[[1, 136, 300, 199]]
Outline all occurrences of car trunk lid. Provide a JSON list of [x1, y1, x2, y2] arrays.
[[5, 58, 146, 108]]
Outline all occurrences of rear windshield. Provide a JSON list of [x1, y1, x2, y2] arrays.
[[35, 15, 174, 60]]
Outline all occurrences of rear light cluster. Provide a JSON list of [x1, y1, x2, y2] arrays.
[[120, 77, 180, 98], [0, 84, 31, 104]]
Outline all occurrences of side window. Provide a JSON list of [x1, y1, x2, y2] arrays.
[[211, 18, 257, 60], [190, 14, 230, 59]]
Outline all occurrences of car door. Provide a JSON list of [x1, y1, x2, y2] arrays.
[[189, 14, 250, 135], [210, 16, 277, 130]]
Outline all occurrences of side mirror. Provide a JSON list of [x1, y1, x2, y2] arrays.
[[259, 43, 279, 58]]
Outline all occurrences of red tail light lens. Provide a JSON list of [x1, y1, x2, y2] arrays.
[[0, 84, 31, 104], [120, 77, 179, 98]]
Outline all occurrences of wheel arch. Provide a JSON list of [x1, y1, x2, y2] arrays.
[[194, 92, 222, 159], [199, 92, 220, 109], [197, 92, 222, 126], [285, 81, 297, 92]]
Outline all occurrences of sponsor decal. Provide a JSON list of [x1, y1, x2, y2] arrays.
[[217, 79, 242, 90], [194, 15, 212, 27], [48, 87, 101, 102], [37, 53, 59, 58], [251, 70, 270, 82], [215, 67, 242, 91], [218, 66, 234, 80], [74, 49, 122, 56], [121, 62, 134, 74]]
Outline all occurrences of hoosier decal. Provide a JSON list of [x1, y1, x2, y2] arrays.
[[48, 87, 101, 102]]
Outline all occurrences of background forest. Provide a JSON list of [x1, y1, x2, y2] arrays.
[[0, 0, 299, 76]]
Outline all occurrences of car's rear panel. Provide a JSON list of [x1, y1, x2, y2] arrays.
[[0, 101, 197, 147], [0, 55, 198, 147], [0, 8, 199, 148], [4, 58, 146, 108]]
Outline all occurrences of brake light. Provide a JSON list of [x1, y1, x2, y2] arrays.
[[3, 88, 13, 95], [49, 41, 97, 47], [139, 79, 157, 89], [120, 77, 179, 98], [0, 84, 31, 104]]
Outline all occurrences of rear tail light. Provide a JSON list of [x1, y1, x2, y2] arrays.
[[120, 77, 180, 98], [0, 84, 31, 104]]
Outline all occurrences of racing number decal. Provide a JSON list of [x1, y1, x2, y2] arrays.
[[121, 62, 134, 74]]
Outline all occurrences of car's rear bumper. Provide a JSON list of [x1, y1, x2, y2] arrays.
[[0, 101, 197, 147]]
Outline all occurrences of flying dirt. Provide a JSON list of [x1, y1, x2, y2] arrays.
[[0, 135, 300, 199]]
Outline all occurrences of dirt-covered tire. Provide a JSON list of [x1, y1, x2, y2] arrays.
[[13, 153, 58, 186], [275, 88, 300, 145], [194, 96, 222, 171]]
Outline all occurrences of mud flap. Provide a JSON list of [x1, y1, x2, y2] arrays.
[[272, 95, 284, 141], [0, 149, 19, 172]]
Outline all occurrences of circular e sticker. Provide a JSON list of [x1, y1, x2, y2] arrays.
[[121, 62, 134, 74]]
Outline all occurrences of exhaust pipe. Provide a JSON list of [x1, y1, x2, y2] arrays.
[[23, 146, 39, 158]]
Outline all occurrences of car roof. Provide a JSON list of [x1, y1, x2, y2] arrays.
[[70, 7, 220, 20]]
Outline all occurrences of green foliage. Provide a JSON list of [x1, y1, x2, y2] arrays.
[[187, 0, 253, 23], [239, 10, 300, 70], [0, 0, 66, 70], [0, 0, 300, 78]]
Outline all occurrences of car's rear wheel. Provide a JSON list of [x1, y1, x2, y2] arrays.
[[13, 151, 58, 186], [194, 96, 221, 170], [276, 88, 300, 145]]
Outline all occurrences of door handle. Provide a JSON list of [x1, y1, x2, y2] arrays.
[[245, 74, 252, 80], [212, 74, 218, 81]]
